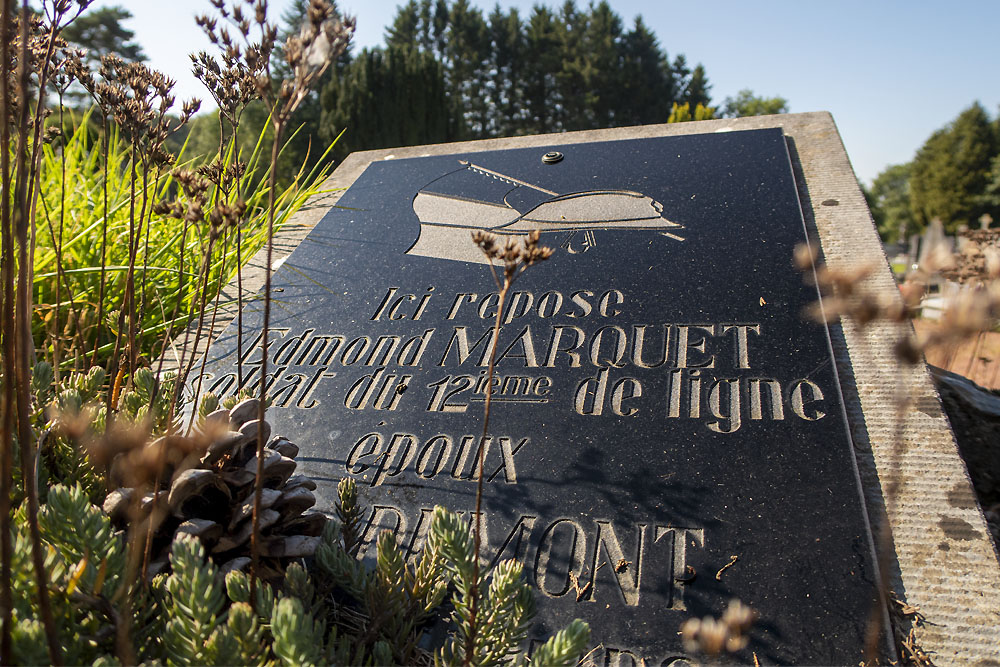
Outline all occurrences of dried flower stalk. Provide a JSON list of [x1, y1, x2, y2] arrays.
[[193, 0, 356, 608], [467, 229, 552, 665]]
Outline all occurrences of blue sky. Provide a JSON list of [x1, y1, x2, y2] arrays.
[[90, 0, 1000, 184]]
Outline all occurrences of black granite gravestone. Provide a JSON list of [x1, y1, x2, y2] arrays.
[[197, 127, 881, 665]]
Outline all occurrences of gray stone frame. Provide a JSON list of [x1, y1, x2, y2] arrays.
[[162, 112, 1000, 665]]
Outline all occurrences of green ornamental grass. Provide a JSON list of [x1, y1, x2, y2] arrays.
[[31, 110, 335, 373]]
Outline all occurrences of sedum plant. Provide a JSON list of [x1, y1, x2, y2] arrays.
[[4, 476, 590, 666], [32, 362, 181, 505], [311, 478, 592, 666], [9, 484, 126, 665]]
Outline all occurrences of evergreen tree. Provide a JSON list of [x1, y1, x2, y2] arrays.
[[552, 0, 586, 131], [981, 154, 1000, 216], [680, 63, 711, 108], [522, 6, 562, 134], [671, 54, 690, 94], [319, 0, 715, 151], [385, 0, 421, 48], [432, 0, 450, 57], [909, 102, 998, 233], [319, 47, 457, 159], [487, 5, 524, 136], [870, 163, 915, 242], [580, 1, 624, 129], [618, 17, 674, 126], [445, 0, 490, 138], [418, 0, 435, 51], [63, 5, 145, 66]]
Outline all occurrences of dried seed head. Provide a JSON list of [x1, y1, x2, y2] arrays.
[[803, 297, 843, 324], [681, 599, 754, 657], [793, 242, 818, 270], [852, 294, 882, 328], [721, 599, 756, 634], [894, 335, 923, 366], [898, 280, 926, 309], [472, 230, 553, 281], [86, 420, 150, 472], [51, 405, 99, 443], [938, 287, 996, 339], [472, 230, 499, 258], [883, 300, 908, 323]]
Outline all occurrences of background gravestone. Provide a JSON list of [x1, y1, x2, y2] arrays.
[[185, 113, 1000, 666]]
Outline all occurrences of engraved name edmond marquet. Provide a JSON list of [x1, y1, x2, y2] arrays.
[[407, 160, 685, 264]]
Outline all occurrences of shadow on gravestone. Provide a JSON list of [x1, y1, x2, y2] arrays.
[[195, 127, 886, 665]]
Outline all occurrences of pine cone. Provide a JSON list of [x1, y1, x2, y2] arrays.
[[103, 398, 326, 581]]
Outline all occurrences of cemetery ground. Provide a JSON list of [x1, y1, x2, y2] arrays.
[[1, 3, 999, 667]]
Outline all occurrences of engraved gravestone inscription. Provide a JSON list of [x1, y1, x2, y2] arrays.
[[196, 128, 881, 665]]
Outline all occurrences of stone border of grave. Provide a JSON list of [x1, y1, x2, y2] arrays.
[[161, 112, 1000, 665], [155, 182, 344, 377]]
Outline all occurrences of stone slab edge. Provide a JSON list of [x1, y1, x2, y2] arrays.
[[156, 182, 344, 377], [164, 112, 1000, 664]]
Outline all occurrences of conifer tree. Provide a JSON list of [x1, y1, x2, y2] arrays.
[[553, 1, 586, 131], [63, 5, 146, 66], [909, 102, 999, 233], [522, 6, 562, 134], [618, 17, 674, 126], [444, 0, 490, 138], [487, 6, 524, 137], [681, 63, 712, 108], [981, 154, 1000, 216], [581, 1, 625, 129], [319, 47, 456, 159], [385, 0, 421, 48], [320, 0, 719, 147], [417, 0, 435, 51]]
